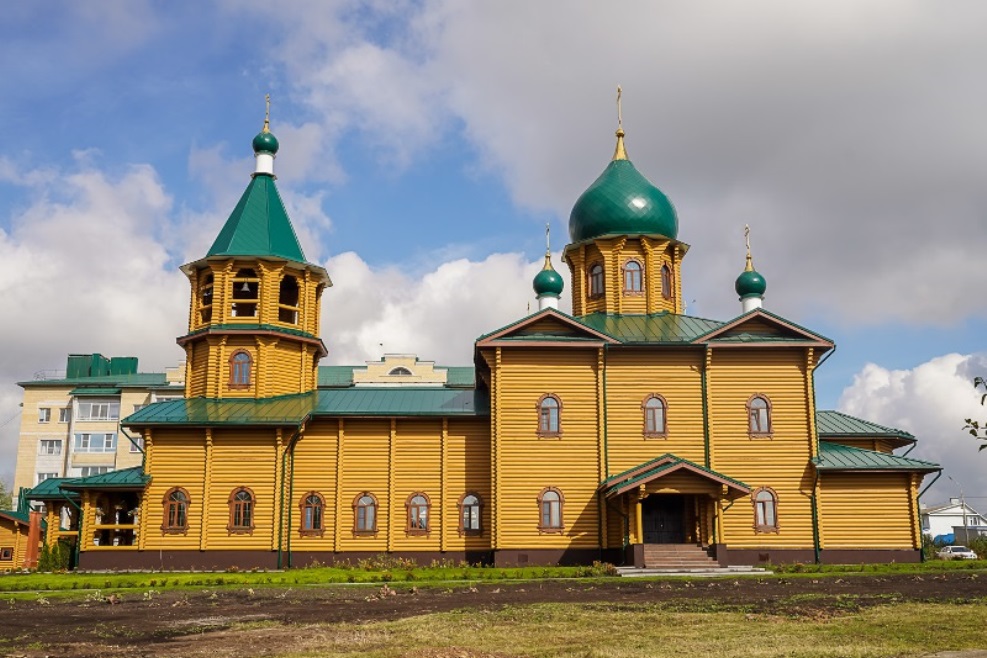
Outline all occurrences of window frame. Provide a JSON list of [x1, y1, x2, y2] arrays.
[[38, 439, 62, 456], [642, 394, 669, 438], [38, 407, 51, 424], [661, 264, 673, 301], [299, 491, 325, 537], [0, 547, 12, 561], [227, 487, 256, 534], [352, 492, 379, 536], [58, 408, 70, 423], [228, 350, 253, 390], [458, 492, 483, 536], [752, 487, 779, 533], [405, 492, 431, 535], [588, 263, 605, 298], [37, 473, 59, 484], [622, 259, 644, 294], [73, 433, 117, 453], [536, 394, 563, 438], [747, 394, 773, 438], [537, 487, 565, 534], [129, 436, 145, 453], [76, 401, 120, 422], [161, 487, 190, 534]]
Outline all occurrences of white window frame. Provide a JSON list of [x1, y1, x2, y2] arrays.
[[38, 407, 51, 423], [38, 439, 62, 456], [80, 466, 110, 477], [37, 472, 59, 483], [58, 408, 71, 423], [76, 401, 121, 422], [129, 436, 145, 453], [73, 433, 117, 453]]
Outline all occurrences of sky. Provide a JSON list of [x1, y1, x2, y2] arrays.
[[1, 0, 985, 509]]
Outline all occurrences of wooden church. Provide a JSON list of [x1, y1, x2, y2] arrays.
[[25, 103, 940, 570]]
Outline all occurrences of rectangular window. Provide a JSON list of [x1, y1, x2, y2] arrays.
[[0, 547, 12, 561], [38, 439, 62, 456], [38, 408, 51, 423], [58, 408, 71, 423], [73, 433, 117, 453], [76, 401, 120, 421], [133, 404, 146, 413], [37, 472, 59, 483], [129, 436, 145, 453], [80, 466, 110, 477]]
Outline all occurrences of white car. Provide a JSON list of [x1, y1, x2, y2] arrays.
[[937, 545, 979, 560]]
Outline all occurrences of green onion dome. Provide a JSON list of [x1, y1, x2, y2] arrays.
[[533, 255, 564, 297], [735, 268, 767, 299], [568, 148, 678, 244], [252, 129, 279, 155]]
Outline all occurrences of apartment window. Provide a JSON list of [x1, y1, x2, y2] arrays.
[[588, 263, 605, 297], [38, 407, 51, 423], [538, 487, 564, 532], [37, 473, 59, 483], [459, 493, 482, 536], [623, 260, 643, 293], [537, 394, 562, 437], [76, 401, 120, 421], [299, 492, 325, 536], [753, 487, 779, 533], [228, 487, 255, 533], [129, 436, 145, 453], [74, 433, 117, 453], [643, 394, 668, 438], [661, 264, 673, 300], [133, 404, 146, 413], [0, 548, 12, 561], [229, 351, 252, 389], [162, 487, 190, 533], [406, 493, 430, 534], [80, 466, 110, 477], [39, 439, 62, 456], [353, 493, 378, 534], [58, 408, 71, 423], [747, 395, 772, 437]]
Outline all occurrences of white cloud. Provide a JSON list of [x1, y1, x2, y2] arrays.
[[839, 353, 987, 507]]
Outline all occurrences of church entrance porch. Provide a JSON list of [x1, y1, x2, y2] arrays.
[[641, 494, 687, 544]]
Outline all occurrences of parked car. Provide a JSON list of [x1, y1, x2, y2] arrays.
[[937, 545, 979, 560]]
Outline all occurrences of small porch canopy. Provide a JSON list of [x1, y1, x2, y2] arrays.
[[600, 454, 750, 500]]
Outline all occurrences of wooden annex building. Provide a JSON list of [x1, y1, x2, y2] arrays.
[[19, 110, 941, 571]]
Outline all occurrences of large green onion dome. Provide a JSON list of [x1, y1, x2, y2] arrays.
[[568, 131, 678, 243]]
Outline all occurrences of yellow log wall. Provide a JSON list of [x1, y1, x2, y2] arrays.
[[818, 472, 918, 548], [140, 429, 207, 551], [707, 348, 816, 547], [0, 519, 28, 570]]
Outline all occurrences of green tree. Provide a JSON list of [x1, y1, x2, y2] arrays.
[[0, 477, 12, 510], [964, 376, 987, 451]]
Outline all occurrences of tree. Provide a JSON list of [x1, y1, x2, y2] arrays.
[[964, 376, 987, 451], [0, 477, 12, 511]]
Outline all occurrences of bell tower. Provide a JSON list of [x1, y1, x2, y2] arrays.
[[177, 98, 332, 399]]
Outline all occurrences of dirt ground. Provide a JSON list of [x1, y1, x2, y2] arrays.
[[0, 572, 984, 658]]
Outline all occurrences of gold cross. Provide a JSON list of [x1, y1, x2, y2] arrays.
[[263, 94, 271, 133], [616, 85, 623, 130]]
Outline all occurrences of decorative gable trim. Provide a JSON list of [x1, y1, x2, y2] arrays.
[[475, 308, 619, 348]]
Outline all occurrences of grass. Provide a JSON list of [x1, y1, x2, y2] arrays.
[[267, 600, 987, 658], [772, 558, 987, 574]]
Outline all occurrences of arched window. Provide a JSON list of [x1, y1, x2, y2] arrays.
[[747, 394, 772, 437], [388, 367, 413, 376], [353, 492, 378, 534], [231, 268, 259, 317], [642, 394, 668, 437], [199, 273, 214, 323], [406, 492, 431, 534], [458, 492, 482, 536], [623, 260, 643, 293], [538, 487, 564, 532], [537, 394, 562, 437], [278, 275, 300, 324], [228, 487, 255, 533], [588, 263, 605, 298], [299, 492, 325, 536], [661, 264, 673, 301], [229, 351, 252, 389], [161, 487, 189, 533], [752, 487, 778, 533]]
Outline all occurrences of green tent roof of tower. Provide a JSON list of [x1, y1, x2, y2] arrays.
[[206, 174, 308, 263]]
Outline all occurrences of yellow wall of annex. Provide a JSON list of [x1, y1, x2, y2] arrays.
[[819, 472, 919, 549], [0, 518, 28, 570]]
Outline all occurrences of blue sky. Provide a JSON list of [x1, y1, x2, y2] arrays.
[[2, 1, 986, 505]]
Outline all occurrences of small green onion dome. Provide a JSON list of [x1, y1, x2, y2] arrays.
[[735, 268, 767, 299], [252, 130, 279, 155], [533, 258, 564, 297], [568, 159, 678, 243]]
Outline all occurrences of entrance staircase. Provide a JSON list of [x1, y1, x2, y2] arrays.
[[643, 544, 718, 569]]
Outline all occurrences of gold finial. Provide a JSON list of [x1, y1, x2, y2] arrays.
[[744, 224, 754, 272], [263, 94, 271, 133], [613, 85, 627, 161], [543, 223, 554, 270]]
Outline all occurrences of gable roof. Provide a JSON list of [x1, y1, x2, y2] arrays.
[[0, 509, 33, 526], [207, 175, 307, 263], [574, 312, 724, 344], [816, 410, 915, 442], [813, 442, 939, 472], [692, 308, 833, 348], [599, 453, 750, 499], [476, 308, 619, 347]]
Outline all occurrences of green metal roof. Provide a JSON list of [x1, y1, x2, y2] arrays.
[[600, 453, 749, 497], [60, 466, 150, 490], [317, 365, 476, 388], [24, 477, 80, 501], [816, 410, 915, 440], [315, 387, 488, 416], [182, 323, 321, 341], [124, 393, 318, 426], [68, 387, 122, 397], [19, 373, 170, 389], [0, 509, 34, 526], [207, 174, 307, 263], [574, 312, 724, 344], [813, 443, 939, 472]]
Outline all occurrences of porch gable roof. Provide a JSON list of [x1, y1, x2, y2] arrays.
[[600, 453, 750, 499]]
